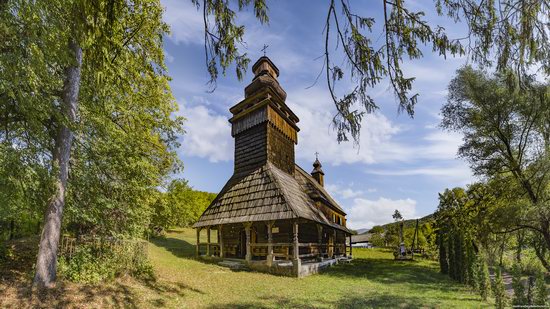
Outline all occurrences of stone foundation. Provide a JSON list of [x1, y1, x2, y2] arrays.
[[202, 255, 351, 278]]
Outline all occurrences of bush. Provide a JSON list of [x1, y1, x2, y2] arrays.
[[534, 272, 548, 306], [475, 253, 491, 301], [58, 238, 153, 284], [511, 263, 527, 306], [493, 268, 508, 309]]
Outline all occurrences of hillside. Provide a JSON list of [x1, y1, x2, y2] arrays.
[[362, 213, 435, 234]]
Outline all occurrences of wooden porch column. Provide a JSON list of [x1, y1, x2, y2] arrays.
[[343, 230, 347, 257], [292, 221, 301, 276], [244, 222, 252, 262], [349, 234, 353, 257], [218, 225, 224, 258], [316, 224, 323, 260], [206, 227, 211, 256], [292, 221, 300, 260], [333, 229, 337, 258], [266, 221, 274, 267], [195, 228, 201, 257]]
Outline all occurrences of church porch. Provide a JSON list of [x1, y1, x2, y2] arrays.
[[195, 219, 352, 277]]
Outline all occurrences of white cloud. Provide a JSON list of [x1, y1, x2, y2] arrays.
[[347, 197, 418, 230], [325, 183, 375, 200], [417, 130, 463, 159], [162, 0, 203, 45], [288, 87, 407, 166], [179, 103, 233, 162], [367, 162, 475, 185]]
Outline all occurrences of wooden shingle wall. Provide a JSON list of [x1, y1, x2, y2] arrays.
[[234, 124, 268, 174], [267, 125, 295, 175]]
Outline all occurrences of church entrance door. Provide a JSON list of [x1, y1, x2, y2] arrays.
[[238, 229, 246, 258]]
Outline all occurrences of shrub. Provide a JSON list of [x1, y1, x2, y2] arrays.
[[58, 245, 117, 284], [534, 272, 548, 306], [476, 253, 491, 301], [58, 238, 153, 284], [511, 263, 527, 306], [493, 268, 508, 309]]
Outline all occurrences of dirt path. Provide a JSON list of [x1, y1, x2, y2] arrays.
[[489, 270, 514, 296]]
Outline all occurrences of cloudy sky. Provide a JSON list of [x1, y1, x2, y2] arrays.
[[161, 0, 477, 230]]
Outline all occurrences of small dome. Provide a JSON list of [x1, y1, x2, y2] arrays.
[[311, 158, 324, 175]]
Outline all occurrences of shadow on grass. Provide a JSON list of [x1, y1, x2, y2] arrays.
[[150, 236, 196, 259], [140, 277, 206, 308], [205, 294, 435, 309], [1, 279, 142, 309], [321, 256, 468, 293], [3, 275, 206, 308]]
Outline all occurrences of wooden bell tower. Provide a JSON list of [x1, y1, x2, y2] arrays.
[[229, 56, 300, 175]]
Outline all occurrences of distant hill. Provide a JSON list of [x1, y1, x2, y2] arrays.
[[360, 213, 434, 234]]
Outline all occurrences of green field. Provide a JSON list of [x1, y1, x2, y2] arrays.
[[1, 228, 491, 308], [143, 228, 489, 308]]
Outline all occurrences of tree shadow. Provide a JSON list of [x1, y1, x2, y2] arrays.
[[0, 236, 39, 281], [2, 280, 141, 309], [150, 236, 196, 259], [204, 294, 440, 308], [321, 257, 467, 293], [140, 278, 206, 308]]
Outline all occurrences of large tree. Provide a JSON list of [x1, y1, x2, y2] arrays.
[[0, 0, 182, 287], [194, 0, 549, 143], [441, 66, 550, 269]]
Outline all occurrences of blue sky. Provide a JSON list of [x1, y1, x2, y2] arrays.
[[160, 0, 477, 229]]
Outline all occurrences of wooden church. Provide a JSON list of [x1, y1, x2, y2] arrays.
[[193, 56, 352, 277]]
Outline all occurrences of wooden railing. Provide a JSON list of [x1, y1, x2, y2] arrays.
[[250, 243, 292, 260], [198, 242, 347, 260]]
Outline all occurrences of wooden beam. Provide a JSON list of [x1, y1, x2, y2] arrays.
[[206, 227, 211, 256], [292, 221, 299, 261], [267, 221, 274, 267], [317, 224, 323, 259], [244, 222, 252, 262], [219, 225, 224, 258], [195, 228, 201, 257], [292, 221, 301, 276], [343, 230, 347, 257], [333, 229, 337, 258]]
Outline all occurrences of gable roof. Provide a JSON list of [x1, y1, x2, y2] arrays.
[[193, 162, 350, 233], [294, 165, 346, 215]]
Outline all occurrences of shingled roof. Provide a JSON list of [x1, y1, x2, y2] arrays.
[[194, 162, 351, 233]]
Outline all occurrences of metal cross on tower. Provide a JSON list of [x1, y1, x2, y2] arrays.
[[261, 44, 269, 56], [315, 151, 319, 160]]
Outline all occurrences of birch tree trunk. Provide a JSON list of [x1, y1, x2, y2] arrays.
[[33, 41, 82, 288]]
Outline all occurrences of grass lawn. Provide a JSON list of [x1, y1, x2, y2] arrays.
[[0, 228, 491, 308]]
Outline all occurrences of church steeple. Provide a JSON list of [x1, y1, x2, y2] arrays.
[[311, 155, 325, 187], [229, 56, 300, 175]]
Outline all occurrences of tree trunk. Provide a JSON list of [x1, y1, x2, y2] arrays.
[[33, 41, 82, 288], [516, 230, 524, 264]]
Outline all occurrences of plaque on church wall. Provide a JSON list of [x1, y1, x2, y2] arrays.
[[272, 227, 279, 233]]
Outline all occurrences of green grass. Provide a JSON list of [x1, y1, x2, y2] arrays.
[[141, 228, 490, 308], [0, 228, 491, 308]]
